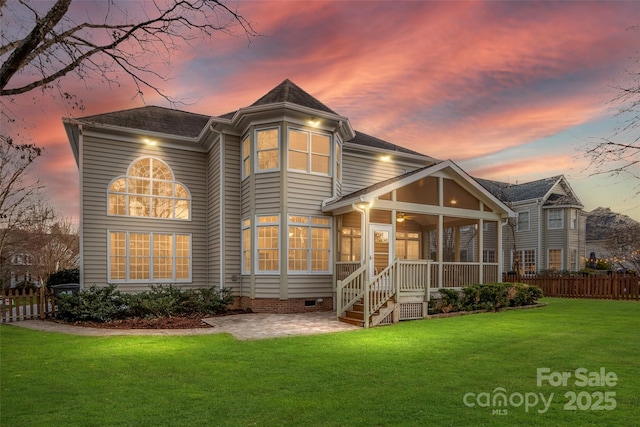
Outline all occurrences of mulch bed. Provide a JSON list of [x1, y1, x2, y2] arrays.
[[55, 309, 252, 329]]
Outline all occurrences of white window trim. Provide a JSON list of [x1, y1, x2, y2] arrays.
[[107, 156, 192, 221], [241, 218, 251, 275], [287, 215, 333, 274], [516, 210, 530, 232], [107, 230, 192, 283], [255, 214, 280, 274], [241, 134, 251, 180], [483, 249, 496, 264], [512, 248, 536, 274], [547, 248, 564, 270], [255, 127, 280, 173], [570, 209, 578, 230], [547, 209, 564, 230], [287, 127, 332, 176]]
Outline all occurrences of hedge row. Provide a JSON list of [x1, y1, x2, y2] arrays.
[[56, 284, 233, 323]]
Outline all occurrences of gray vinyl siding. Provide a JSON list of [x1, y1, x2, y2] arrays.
[[288, 276, 333, 298], [342, 150, 424, 194], [81, 136, 208, 292], [207, 140, 221, 288], [254, 276, 281, 298], [287, 172, 332, 214], [223, 135, 242, 292], [254, 172, 281, 213]]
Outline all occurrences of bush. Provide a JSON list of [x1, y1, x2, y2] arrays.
[[56, 285, 129, 323], [438, 288, 462, 313], [508, 283, 543, 307], [46, 268, 80, 289], [56, 284, 234, 323]]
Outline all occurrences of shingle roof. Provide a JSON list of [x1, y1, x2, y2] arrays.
[[349, 131, 430, 158], [477, 175, 584, 207], [249, 79, 338, 115], [78, 106, 211, 138]]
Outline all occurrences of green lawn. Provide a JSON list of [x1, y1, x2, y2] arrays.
[[1, 298, 638, 426]]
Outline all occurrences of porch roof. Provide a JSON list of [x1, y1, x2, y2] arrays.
[[322, 159, 515, 218]]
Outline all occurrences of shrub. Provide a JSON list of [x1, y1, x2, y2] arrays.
[[56, 284, 234, 323], [46, 268, 80, 289], [438, 288, 462, 313], [56, 285, 129, 323], [508, 283, 543, 307]]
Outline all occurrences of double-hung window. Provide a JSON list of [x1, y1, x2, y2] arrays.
[[340, 228, 361, 262], [242, 219, 251, 274], [548, 209, 564, 229], [256, 129, 279, 172], [257, 215, 279, 273], [517, 211, 530, 232], [242, 136, 251, 179], [288, 129, 331, 175], [548, 249, 563, 270], [396, 231, 420, 260], [288, 216, 331, 273]]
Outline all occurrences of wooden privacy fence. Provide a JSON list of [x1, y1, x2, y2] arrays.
[[1, 287, 56, 323], [503, 273, 640, 301]]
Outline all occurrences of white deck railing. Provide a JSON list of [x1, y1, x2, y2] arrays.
[[336, 263, 367, 319]]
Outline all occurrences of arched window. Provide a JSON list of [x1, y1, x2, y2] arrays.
[[108, 157, 191, 220]]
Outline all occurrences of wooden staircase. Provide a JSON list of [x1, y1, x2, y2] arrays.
[[339, 295, 397, 327]]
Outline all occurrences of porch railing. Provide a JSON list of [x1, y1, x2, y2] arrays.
[[336, 261, 362, 281], [336, 263, 367, 319], [434, 262, 500, 288]]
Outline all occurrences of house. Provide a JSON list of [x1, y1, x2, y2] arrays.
[[63, 79, 515, 326], [477, 176, 587, 274]]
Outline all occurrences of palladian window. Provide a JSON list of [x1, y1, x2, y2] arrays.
[[108, 157, 191, 220]]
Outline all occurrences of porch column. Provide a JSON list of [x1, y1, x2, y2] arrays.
[[437, 214, 443, 288], [478, 219, 484, 284], [498, 219, 504, 282]]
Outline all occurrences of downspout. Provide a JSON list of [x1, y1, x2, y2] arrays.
[[78, 125, 84, 290], [352, 201, 370, 328], [538, 200, 542, 273]]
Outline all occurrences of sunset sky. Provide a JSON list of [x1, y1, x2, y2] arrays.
[[4, 0, 640, 222]]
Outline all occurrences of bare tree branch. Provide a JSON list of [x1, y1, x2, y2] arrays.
[[0, 0, 258, 101]]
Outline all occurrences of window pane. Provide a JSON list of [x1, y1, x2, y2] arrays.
[[289, 151, 308, 171], [129, 178, 150, 195], [129, 233, 150, 280], [289, 130, 308, 151], [151, 159, 172, 180], [130, 158, 151, 177], [110, 178, 126, 192], [243, 228, 251, 272], [258, 150, 279, 170], [129, 196, 150, 217], [311, 154, 330, 174], [244, 158, 250, 177], [289, 249, 307, 271], [174, 200, 189, 220], [109, 232, 126, 280], [153, 198, 173, 218], [153, 181, 173, 196], [257, 129, 278, 150], [311, 134, 330, 155], [109, 194, 126, 215]]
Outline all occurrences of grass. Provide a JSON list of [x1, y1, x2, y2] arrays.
[[1, 298, 639, 426]]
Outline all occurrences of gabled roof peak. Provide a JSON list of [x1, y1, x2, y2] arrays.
[[249, 79, 338, 115]]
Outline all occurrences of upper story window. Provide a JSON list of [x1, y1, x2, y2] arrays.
[[517, 211, 530, 232], [548, 209, 564, 230], [108, 157, 191, 220], [570, 209, 578, 229], [256, 128, 279, 172], [288, 128, 331, 175], [242, 135, 250, 179]]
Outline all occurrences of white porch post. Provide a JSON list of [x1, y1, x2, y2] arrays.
[[437, 214, 443, 288], [498, 219, 505, 282], [478, 219, 484, 284]]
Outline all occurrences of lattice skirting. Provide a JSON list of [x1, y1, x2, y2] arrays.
[[399, 303, 423, 320], [378, 312, 394, 325]]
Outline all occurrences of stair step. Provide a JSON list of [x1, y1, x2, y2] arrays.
[[345, 309, 365, 320], [338, 316, 364, 327]]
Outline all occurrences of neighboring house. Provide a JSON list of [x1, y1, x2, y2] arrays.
[[477, 176, 587, 274], [63, 79, 515, 321]]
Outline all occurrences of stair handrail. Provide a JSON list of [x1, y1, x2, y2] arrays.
[[336, 262, 367, 319], [365, 259, 399, 327]]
